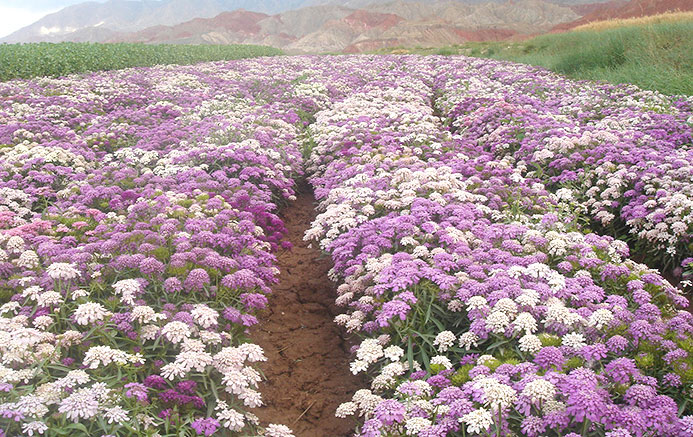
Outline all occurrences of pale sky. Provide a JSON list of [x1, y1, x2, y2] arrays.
[[0, 0, 110, 38]]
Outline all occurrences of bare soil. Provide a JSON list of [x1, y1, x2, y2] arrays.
[[249, 190, 363, 437]]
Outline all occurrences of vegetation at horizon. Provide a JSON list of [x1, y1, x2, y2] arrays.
[[0, 42, 282, 81]]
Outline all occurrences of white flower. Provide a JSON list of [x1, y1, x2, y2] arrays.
[[562, 332, 587, 350], [104, 406, 129, 424], [16, 394, 49, 417], [181, 338, 206, 354], [448, 299, 464, 311], [175, 350, 213, 372], [335, 401, 358, 418], [0, 301, 20, 315], [74, 302, 111, 326], [131, 306, 166, 324], [239, 389, 262, 408], [352, 388, 383, 414], [515, 289, 540, 307], [588, 308, 614, 330], [199, 330, 222, 344], [543, 399, 566, 414], [17, 250, 39, 268], [350, 359, 368, 374], [36, 291, 63, 307], [493, 298, 517, 316], [265, 424, 294, 437], [462, 408, 493, 434], [22, 286, 43, 301], [191, 304, 219, 328], [216, 404, 245, 431], [356, 339, 384, 363], [58, 388, 99, 422], [433, 331, 456, 352], [430, 355, 452, 369], [32, 315, 53, 330], [405, 417, 431, 435], [513, 312, 538, 334], [239, 343, 266, 362], [70, 289, 89, 300], [477, 355, 496, 366], [486, 311, 510, 334], [46, 262, 80, 281], [381, 362, 406, 379], [519, 334, 542, 354], [161, 321, 191, 344], [383, 345, 404, 361], [60, 370, 90, 388], [459, 332, 480, 349], [141, 325, 160, 340], [466, 295, 488, 311], [473, 377, 517, 410], [6, 235, 25, 253], [22, 421, 48, 436], [112, 279, 141, 305], [522, 379, 556, 403], [161, 362, 188, 380], [83, 345, 142, 369]]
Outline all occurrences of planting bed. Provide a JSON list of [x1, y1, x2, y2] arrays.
[[1, 55, 693, 437]]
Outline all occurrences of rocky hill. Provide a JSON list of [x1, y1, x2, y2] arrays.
[[110, 0, 584, 52]]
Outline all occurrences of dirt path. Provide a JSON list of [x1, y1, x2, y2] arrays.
[[249, 189, 362, 437]]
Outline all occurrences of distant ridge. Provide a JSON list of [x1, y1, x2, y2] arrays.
[[107, 0, 585, 53], [1, 0, 604, 44], [4, 0, 679, 53]]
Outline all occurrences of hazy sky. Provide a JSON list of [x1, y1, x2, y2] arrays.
[[0, 0, 112, 38]]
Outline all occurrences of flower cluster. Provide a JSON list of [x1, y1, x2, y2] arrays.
[[304, 56, 693, 436], [435, 58, 693, 272]]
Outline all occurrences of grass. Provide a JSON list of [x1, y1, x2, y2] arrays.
[[375, 17, 693, 96], [574, 10, 693, 32], [0, 42, 283, 81]]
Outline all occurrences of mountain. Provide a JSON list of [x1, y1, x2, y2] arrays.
[[2, 0, 608, 43], [2, 0, 314, 43], [106, 0, 582, 53]]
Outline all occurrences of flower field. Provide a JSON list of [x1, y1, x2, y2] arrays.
[[1, 55, 693, 436]]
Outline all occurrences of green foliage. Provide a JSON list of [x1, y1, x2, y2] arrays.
[[493, 20, 693, 96], [538, 333, 562, 347], [450, 364, 475, 386], [0, 42, 283, 81]]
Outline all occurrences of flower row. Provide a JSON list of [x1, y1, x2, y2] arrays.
[[0, 57, 366, 436], [304, 56, 693, 436]]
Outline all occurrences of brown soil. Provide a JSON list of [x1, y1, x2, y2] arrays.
[[249, 189, 363, 437]]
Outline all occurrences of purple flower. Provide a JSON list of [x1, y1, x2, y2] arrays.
[[177, 380, 197, 395], [164, 277, 182, 294], [143, 375, 167, 389], [605, 358, 639, 384], [184, 268, 210, 292], [124, 382, 149, 402], [191, 417, 220, 436], [373, 399, 406, 425], [534, 347, 564, 370]]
